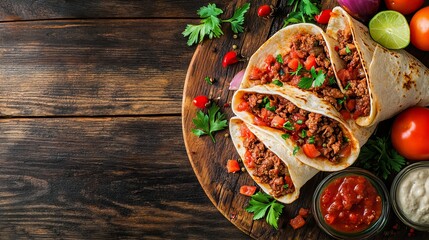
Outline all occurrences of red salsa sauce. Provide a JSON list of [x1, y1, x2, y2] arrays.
[[320, 175, 382, 233]]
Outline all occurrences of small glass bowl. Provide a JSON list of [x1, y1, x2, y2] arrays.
[[312, 168, 390, 240], [391, 162, 429, 232]]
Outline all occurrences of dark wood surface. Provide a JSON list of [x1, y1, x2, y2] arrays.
[[0, 0, 426, 239]]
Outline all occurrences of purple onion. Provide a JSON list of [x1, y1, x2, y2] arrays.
[[229, 69, 245, 90], [337, 0, 381, 22]]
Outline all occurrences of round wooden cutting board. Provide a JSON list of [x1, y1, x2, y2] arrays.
[[182, 0, 426, 239]]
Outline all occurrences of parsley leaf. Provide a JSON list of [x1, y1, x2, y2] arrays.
[[276, 54, 284, 64], [283, 0, 321, 27], [192, 103, 227, 143], [308, 136, 315, 144], [298, 67, 325, 89], [293, 146, 300, 155], [345, 45, 351, 54], [272, 79, 283, 87], [183, 3, 250, 46], [222, 3, 250, 33], [283, 121, 294, 131], [355, 136, 406, 180], [282, 133, 290, 139], [245, 192, 284, 230]]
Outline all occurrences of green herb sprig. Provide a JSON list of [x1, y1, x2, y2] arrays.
[[355, 136, 406, 180], [183, 3, 250, 46], [245, 192, 284, 229], [297, 67, 325, 89], [283, 0, 321, 27], [192, 103, 228, 143]]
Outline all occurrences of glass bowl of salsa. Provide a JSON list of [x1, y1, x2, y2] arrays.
[[312, 168, 390, 239], [391, 162, 429, 231]]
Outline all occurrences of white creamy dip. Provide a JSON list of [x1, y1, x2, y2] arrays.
[[397, 168, 429, 225]]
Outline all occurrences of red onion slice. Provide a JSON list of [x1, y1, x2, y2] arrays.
[[229, 69, 245, 90]]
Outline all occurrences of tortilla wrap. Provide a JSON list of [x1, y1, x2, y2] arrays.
[[240, 23, 345, 94], [327, 6, 429, 126], [230, 117, 319, 204], [232, 84, 375, 172]]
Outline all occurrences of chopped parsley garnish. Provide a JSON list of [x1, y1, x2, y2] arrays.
[[261, 96, 275, 111], [355, 136, 406, 180], [282, 133, 290, 139], [191, 103, 228, 143], [283, 184, 289, 189], [283, 0, 320, 27], [299, 129, 307, 138], [204, 76, 214, 85], [298, 67, 325, 89], [293, 146, 300, 155], [290, 63, 303, 76], [272, 79, 284, 87], [245, 192, 284, 230], [345, 45, 351, 54], [276, 54, 284, 64], [337, 96, 347, 105], [344, 82, 351, 90], [283, 121, 294, 131], [328, 77, 336, 85], [296, 120, 303, 124], [308, 136, 315, 144], [183, 3, 250, 46]]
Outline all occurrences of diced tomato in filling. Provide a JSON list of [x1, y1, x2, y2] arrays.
[[265, 54, 276, 66], [345, 99, 356, 112], [250, 67, 263, 80], [237, 101, 249, 112], [340, 110, 351, 120], [244, 150, 255, 169], [227, 159, 240, 173], [284, 175, 294, 190], [302, 143, 321, 158], [253, 116, 267, 126], [239, 185, 257, 197], [304, 55, 317, 70], [339, 144, 351, 158], [290, 215, 306, 230], [271, 116, 286, 129], [240, 124, 255, 140], [337, 69, 351, 86], [320, 175, 382, 233], [288, 58, 300, 71]]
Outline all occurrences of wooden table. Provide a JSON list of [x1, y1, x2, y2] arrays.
[[0, 0, 427, 239]]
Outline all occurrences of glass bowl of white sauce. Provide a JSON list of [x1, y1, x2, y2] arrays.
[[391, 162, 429, 231]]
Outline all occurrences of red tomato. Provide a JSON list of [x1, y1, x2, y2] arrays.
[[385, 0, 424, 15], [302, 143, 321, 158], [288, 58, 300, 71], [239, 185, 257, 196], [236, 101, 249, 112], [222, 51, 239, 67], [244, 151, 255, 169], [304, 55, 317, 70], [299, 208, 309, 218], [290, 215, 306, 230], [315, 9, 332, 24], [227, 159, 241, 173], [257, 5, 272, 17], [340, 109, 351, 120], [192, 95, 209, 109], [271, 116, 286, 129], [240, 124, 255, 139], [410, 7, 429, 51], [391, 107, 429, 160]]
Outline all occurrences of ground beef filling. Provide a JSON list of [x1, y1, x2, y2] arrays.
[[240, 93, 351, 163], [241, 124, 295, 198], [335, 29, 370, 119], [248, 33, 346, 113]]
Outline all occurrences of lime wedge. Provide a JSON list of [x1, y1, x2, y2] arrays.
[[369, 10, 410, 50]]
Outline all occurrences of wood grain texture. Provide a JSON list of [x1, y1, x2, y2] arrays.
[[0, 0, 231, 21], [0, 19, 191, 117], [0, 116, 246, 239], [182, 0, 429, 239]]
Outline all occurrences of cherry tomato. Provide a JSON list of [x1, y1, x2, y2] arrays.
[[391, 107, 429, 160], [192, 95, 209, 109], [257, 4, 272, 17], [410, 7, 429, 51], [227, 159, 241, 173], [239, 185, 257, 196], [222, 51, 239, 67], [315, 9, 332, 24], [385, 0, 424, 15]]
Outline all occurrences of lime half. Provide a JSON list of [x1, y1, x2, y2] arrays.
[[369, 10, 410, 50]]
